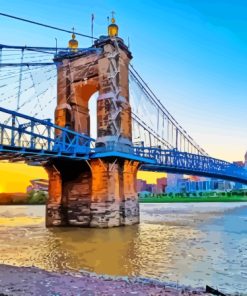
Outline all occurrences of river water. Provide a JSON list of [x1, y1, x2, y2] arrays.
[[0, 203, 246, 294]]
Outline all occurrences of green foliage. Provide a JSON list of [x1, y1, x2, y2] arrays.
[[27, 190, 47, 204], [139, 188, 247, 203], [141, 188, 246, 201]]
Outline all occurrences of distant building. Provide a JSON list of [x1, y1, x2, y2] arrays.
[[27, 179, 48, 193], [166, 174, 183, 193], [177, 177, 232, 193], [147, 184, 157, 193], [137, 173, 237, 194], [136, 177, 167, 194], [157, 177, 167, 193], [136, 179, 147, 192]]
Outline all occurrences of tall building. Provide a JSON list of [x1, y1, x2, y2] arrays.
[[157, 177, 167, 193], [166, 173, 183, 193]]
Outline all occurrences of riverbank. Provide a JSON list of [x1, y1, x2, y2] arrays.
[[0, 191, 46, 205], [2, 196, 247, 206], [139, 195, 247, 203], [1, 192, 247, 205], [0, 264, 209, 296]]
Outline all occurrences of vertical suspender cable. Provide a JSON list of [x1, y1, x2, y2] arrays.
[[17, 48, 24, 110]]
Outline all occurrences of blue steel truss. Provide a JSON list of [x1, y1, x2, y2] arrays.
[[0, 107, 94, 161], [133, 147, 247, 185], [1, 108, 247, 184], [90, 145, 247, 184]]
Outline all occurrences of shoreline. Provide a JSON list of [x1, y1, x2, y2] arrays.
[[139, 197, 247, 203], [0, 264, 209, 296], [1, 199, 247, 206], [0, 203, 45, 206]]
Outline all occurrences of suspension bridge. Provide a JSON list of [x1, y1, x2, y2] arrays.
[[0, 15, 246, 227]]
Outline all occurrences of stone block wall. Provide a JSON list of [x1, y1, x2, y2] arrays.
[[45, 158, 139, 228]]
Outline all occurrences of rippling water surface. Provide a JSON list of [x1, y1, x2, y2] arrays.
[[0, 203, 247, 294]]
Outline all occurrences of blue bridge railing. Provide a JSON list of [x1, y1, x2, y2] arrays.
[[89, 144, 247, 184], [134, 147, 247, 184], [0, 107, 94, 159]]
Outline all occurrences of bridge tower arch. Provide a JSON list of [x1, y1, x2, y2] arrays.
[[45, 18, 140, 227]]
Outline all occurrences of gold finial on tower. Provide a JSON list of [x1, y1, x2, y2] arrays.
[[68, 27, 79, 52], [108, 11, 118, 37]]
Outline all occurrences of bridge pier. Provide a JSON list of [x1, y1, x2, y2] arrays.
[[45, 160, 92, 227], [45, 158, 139, 228], [90, 158, 139, 227], [45, 164, 65, 227], [46, 21, 139, 228]]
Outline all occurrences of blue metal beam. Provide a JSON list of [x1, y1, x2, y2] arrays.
[[90, 150, 155, 164], [0, 146, 89, 160]]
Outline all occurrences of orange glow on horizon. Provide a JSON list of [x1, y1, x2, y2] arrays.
[[137, 171, 166, 184], [0, 162, 47, 193], [0, 184, 4, 193], [0, 163, 165, 194]]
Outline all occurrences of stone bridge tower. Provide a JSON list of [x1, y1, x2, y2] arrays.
[[45, 17, 140, 227]]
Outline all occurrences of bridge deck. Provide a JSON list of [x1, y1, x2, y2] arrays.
[[1, 107, 247, 184]]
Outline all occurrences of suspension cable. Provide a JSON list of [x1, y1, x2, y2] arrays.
[[0, 12, 97, 40], [130, 64, 207, 156]]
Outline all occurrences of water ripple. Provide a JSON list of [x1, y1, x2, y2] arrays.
[[0, 203, 247, 294]]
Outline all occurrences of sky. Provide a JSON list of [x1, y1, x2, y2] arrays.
[[0, 0, 247, 192]]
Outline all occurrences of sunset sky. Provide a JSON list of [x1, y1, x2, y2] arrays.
[[0, 163, 165, 193], [0, 163, 47, 193], [0, 0, 246, 192]]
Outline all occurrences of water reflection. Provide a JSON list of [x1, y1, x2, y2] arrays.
[[47, 225, 142, 275], [0, 203, 247, 294], [0, 206, 142, 275]]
